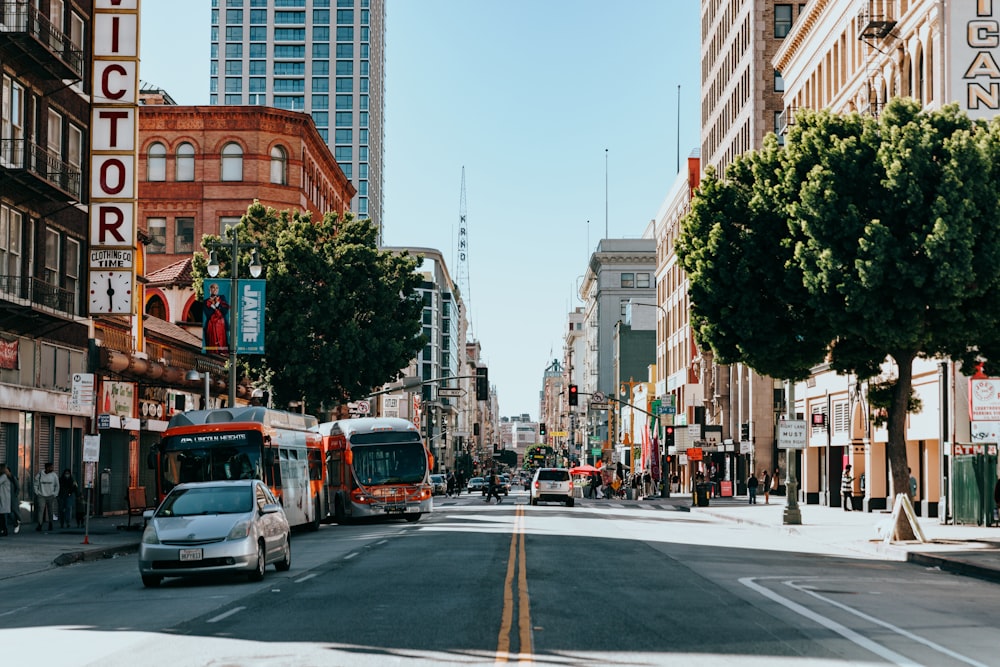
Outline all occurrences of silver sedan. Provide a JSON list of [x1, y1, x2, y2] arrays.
[[138, 479, 291, 587]]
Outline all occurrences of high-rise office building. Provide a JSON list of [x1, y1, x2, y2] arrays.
[[210, 0, 384, 237]]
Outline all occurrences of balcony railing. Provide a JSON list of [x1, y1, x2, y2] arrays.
[[0, 274, 77, 316], [0, 139, 82, 198], [0, 3, 85, 80], [858, 5, 896, 40]]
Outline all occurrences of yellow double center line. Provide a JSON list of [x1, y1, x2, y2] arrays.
[[495, 503, 532, 664]]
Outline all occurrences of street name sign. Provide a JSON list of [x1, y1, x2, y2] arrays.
[[438, 388, 463, 398]]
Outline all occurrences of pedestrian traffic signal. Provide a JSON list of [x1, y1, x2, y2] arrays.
[[664, 425, 675, 448], [476, 367, 488, 401], [539, 422, 547, 436], [568, 384, 578, 406], [740, 423, 749, 441]]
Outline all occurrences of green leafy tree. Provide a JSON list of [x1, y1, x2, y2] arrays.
[[677, 99, 1000, 508], [194, 201, 425, 411]]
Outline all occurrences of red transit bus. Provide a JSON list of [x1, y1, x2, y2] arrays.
[[315, 416, 433, 523], [149, 407, 328, 530]]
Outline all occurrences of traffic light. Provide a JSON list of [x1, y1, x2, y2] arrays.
[[476, 366, 488, 401], [664, 425, 675, 448], [539, 422, 547, 436], [740, 423, 750, 441], [568, 384, 578, 406]]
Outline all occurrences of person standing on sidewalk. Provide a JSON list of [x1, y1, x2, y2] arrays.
[[841, 465, 855, 511], [762, 469, 771, 505], [746, 471, 759, 504], [58, 468, 78, 529], [0, 463, 12, 536], [2, 463, 18, 533], [33, 462, 59, 531]]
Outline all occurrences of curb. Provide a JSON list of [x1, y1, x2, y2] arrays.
[[907, 551, 1000, 585], [52, 543, 140, 567]]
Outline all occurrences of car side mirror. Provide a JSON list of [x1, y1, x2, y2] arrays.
[[260, 502, 281, 515]]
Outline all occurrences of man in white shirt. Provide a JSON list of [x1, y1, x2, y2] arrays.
[[33, 462, 59, 531]]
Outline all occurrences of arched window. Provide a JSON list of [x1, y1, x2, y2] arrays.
[[145, 294, 167, 320], [176, 142, 195, 181], [270, 145, 287, 185], [147, 142, 166, 181], [221, 142, 243, 181]]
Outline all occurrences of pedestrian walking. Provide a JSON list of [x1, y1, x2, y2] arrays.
[[762, 469, 771, 505], [58, 468, 79, 528], [746, 471, 759, 504], [908, 468, 918, 501], [0, 463, 12, 536], [33, 462, 59, 531], [841, 465, 855, 511], [455, 470, 465, 496], [484, 471, 502, 504]]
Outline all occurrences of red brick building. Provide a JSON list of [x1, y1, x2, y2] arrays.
[[138, 104, 355, 323]]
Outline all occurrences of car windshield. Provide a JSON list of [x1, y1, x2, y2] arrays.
[[156, 486, 254, 517]]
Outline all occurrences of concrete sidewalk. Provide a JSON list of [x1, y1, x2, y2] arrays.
[[2, 496, 1000, 584], [0, 513, 142, 581]]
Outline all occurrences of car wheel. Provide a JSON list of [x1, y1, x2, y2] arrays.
[[307, 497, 321, 532], [249, 540, 266, 582], [141, 575, 162, 588], [405, 513, 421, 523], [275, 534, 292, 572], [566, 497, 575, 508]]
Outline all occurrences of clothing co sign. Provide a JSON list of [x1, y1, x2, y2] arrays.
[[949, 0, 1000, 119], [89, 0, 139, 315]]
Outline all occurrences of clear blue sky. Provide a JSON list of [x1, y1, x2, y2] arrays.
[[139, 1, 702, 421]]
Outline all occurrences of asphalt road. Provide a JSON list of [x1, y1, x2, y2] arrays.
[[3, 491, 997, 667]]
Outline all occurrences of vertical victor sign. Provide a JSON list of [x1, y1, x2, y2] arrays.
[[89, 0, 140, 315]]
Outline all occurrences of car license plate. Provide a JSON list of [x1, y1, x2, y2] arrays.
[[385, 507, 404, 514], [179, 548, 203, 561]]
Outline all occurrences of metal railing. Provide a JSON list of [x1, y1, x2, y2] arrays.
[[0, 139, 82, 198], [0, 3, 85, 79], [0, 274, 76, 315]]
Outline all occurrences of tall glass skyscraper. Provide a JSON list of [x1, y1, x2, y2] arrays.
[[210, 0, 384, 235]]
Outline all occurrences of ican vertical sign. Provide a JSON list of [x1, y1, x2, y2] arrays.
[[89, 0, 139, 315], [949, 0, 1000, 119]]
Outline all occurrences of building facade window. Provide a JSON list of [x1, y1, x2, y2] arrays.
[[44, 228, 60, 287], [621, 272, 635, 288], [0, 204, 23, 279], [176, 142, 195, 181], [636, 272, 650, 288], [175, 217, 195, 253], [66, 237, 80, 307], [270, 145, 287, 185], [147, 218, 167, 253], [147, 142, 166, 181], [774, 5, 792, 38], [221, 142, 243, 181]]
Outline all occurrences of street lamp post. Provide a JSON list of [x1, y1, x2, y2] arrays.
[[185, 369, 211, 409], [206, 228, 262, 408]]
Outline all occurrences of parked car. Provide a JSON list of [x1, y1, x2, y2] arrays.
[[498, 474, 511, 495], [530, 468, 574, 507], [429, 474, 447, 496], [467, 476, 485, 493], [138, 479, 291, 588]]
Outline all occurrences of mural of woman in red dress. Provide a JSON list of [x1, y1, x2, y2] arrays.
[[203, 282, 230, 355]]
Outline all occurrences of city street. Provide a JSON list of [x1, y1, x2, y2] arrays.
[[2, 490, 999, 666]]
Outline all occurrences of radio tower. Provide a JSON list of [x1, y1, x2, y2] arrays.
[[456, 167, 471, 316]]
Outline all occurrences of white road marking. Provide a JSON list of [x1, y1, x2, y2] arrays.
[[294, 573, 318, 583], [740, 577, 921, 667], [785, 580, 989, 667], [206, 606, 245, 624]]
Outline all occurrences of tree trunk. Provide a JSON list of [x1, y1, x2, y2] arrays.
[[887, 353, 916, 541]]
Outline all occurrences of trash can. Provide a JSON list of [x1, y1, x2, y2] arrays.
[[695, 483, 710, 507]]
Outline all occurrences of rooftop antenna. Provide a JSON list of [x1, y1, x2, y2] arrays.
[[604, 149, 609, 238]]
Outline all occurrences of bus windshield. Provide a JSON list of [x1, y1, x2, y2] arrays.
[[351, 439, 426, 486], [158, 430, 264, 493]]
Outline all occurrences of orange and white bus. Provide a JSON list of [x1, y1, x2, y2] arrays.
[[315, 416, 433, 523], [149, 407, 328, 530]]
